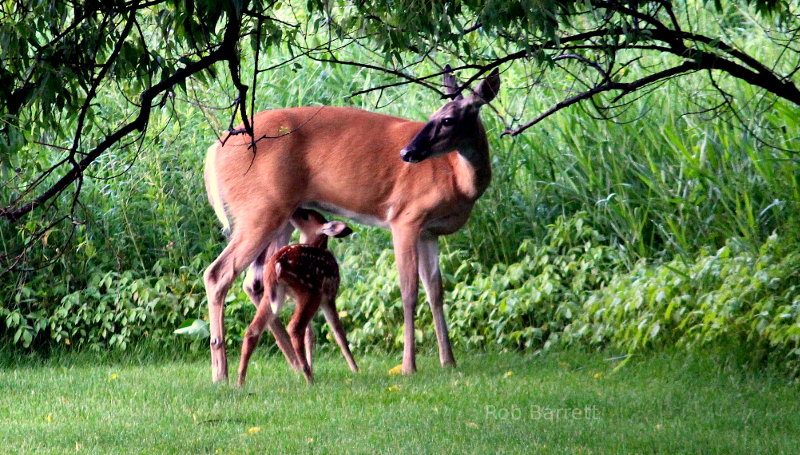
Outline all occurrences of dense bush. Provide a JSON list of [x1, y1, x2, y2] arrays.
[[0, 257, 204, 351], [2, 210, 800, 378], [444, 214, 625, 351], [565, 233, 800, 374]]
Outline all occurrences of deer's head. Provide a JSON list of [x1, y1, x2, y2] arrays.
[[400, 67, 501, 163], [292, 208, 353, 248]]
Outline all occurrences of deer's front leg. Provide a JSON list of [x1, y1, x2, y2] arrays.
[[418, 234, 455, 368], [392, 223, 420, 374]]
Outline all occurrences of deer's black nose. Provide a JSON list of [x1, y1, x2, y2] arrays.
[[400, 148, 420, 163]]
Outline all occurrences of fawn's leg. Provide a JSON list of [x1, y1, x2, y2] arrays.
[[320, 298, 358, 373], [304, 326, 315, 371], [242, 225, 298, 370], [287, 293, 320, 384], [238, 297, 292, 386]]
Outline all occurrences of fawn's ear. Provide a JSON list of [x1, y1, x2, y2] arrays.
[[321, 221, 353, 238]]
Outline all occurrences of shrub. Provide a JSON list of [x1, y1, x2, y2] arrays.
[[445, 213, 625, 350], [565, 233, 800, 374], [328, 213, 624, 352]]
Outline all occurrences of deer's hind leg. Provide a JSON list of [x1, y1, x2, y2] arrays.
[[204, 213, 292, 383], [243, 223, 292, 305]]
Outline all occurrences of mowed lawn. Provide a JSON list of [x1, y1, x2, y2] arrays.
[[0, 349, 797, 454]]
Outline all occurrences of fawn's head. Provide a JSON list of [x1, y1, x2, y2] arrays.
[[292, 208, 353, 249], [400, 66, 501, 163]]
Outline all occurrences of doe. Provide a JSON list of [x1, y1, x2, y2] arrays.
[[237, 208, 357, 386], [204, 66, 501, 381]]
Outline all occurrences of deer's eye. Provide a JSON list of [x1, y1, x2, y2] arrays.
[[441, 117, 455, 127]]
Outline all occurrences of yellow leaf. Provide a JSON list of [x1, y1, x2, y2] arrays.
[[387, 385, 401, 392], [246, 427, 261, 435], [45, 413, 53, 423], [503, 371, 513, 378], [338, 310, 348, 318], [465, 422, 479, 429], [593, 372, 602, 379], [388, 364, 403, 375], [108, 373, 118, 382]]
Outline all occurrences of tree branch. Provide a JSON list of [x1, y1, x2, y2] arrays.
[[0, 16, 240, 222], [503, 61, 701, 136]]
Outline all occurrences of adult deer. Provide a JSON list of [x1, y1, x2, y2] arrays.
[[204, 67, 500, 382]]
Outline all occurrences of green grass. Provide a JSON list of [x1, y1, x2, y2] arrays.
[[1, 350, 797, 454]]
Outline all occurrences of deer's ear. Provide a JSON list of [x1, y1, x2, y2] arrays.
[[321, 221, 353, 238], [469, 68, 500, 106], [443, 65, 463, 101]]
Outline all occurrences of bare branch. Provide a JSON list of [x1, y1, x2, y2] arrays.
[[504, 61, 701, 136]]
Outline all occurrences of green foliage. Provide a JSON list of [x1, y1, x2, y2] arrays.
[[565, 233, 800, 374], [1, 1, 799, 378], [333, 249, 403, 351], [445, 213, 625, 350], [0, 258, 206, 351], [173, 318, 209, 338], [319, 213, 624, 353]]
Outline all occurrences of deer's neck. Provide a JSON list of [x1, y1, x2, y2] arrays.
[[452, 129, 492, 201], [299, 233, 328, 249]]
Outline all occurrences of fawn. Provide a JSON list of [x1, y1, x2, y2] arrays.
[[237, 208, 357, 385]]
